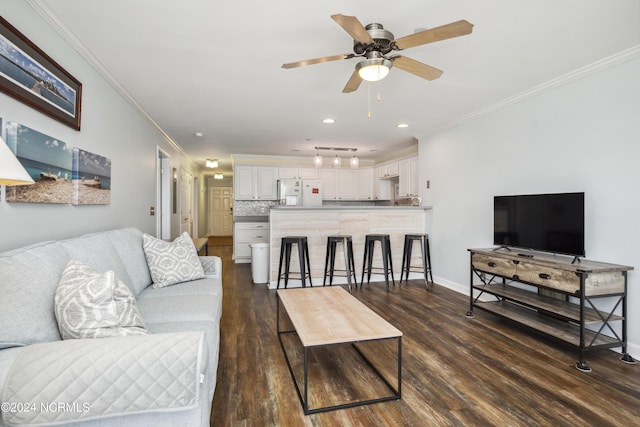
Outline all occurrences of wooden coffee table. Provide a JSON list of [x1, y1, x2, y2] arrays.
[[277, 286, 402, 414]]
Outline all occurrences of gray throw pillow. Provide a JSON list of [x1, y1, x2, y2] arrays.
[[55, 260, 148, 339], [142, 232, 204, 288]]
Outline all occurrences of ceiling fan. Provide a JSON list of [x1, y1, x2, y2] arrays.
[[282, 14, 473, 93]]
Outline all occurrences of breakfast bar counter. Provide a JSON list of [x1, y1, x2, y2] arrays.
[[268, 206, 431, 288]]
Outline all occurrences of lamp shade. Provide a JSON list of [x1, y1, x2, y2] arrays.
[[356, 58, 392, 82], [332, 155, 342, 168], [0, 135, 34, 186], [313, 154, 323, 167]]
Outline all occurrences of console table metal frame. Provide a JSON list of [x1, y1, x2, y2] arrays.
[[466, 248, 635, 372]]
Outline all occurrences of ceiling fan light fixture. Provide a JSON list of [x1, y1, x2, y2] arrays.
[[356, 58, 392, 82]]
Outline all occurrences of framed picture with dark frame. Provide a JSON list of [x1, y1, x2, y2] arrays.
[[0, 16, 82, 130]]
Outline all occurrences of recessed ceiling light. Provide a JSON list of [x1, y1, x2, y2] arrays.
[[396, 123, 409, 128], [194, 131, 204, 138], [322, 118, 335, 124]]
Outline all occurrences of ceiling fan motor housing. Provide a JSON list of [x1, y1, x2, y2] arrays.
[[353, 23, 395, 55]]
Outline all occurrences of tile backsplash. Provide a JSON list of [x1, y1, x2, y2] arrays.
[[234, 200, 276, 216], [234, 199, 393, 216]]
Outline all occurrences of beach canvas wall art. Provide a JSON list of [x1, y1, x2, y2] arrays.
[[4, 122, 72, 204], [72, 148, 111, 205]]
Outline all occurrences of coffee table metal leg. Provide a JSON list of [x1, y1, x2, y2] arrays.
[[304, 347, 309, 414]]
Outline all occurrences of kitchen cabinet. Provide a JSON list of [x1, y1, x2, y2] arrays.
[[318, 168, 366, 200], [234, 166, 277, 200], [357, 168, 374, 200], [278, 167, 318, 180], [317, 169, 337, 200], [234, 222, 269, 263], [398, 157, 418, 198], [336, 169, 357, 200], [377, 162, 399, 179]]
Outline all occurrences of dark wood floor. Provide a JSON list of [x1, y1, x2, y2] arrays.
[[208, 244, 640, 426]]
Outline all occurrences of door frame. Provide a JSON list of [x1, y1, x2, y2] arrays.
[[156, 147, 171, 240]]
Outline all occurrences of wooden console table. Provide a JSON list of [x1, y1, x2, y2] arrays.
[[466, 248, 635, 372]]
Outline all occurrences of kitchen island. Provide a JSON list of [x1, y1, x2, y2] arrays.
[[268, 206, 431, 289]]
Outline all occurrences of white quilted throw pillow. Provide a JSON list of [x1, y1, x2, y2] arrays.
[[143, 232, 204, 288], [55, 260, 148, 339]]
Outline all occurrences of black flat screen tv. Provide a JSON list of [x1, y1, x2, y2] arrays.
[[494, 192, 585, 257]]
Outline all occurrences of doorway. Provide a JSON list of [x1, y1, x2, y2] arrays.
[[208, 187, 233, 236], [156, 148, 171, 240]]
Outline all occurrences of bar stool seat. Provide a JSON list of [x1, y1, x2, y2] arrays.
[[323, 235, 357, 293], [361, 234, 395, 291], [400, 233, 433, 290], [277, 236, 312, 289]]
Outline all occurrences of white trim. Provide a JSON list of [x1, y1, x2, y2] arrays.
[[26, 0, 195, 166], [421, 45, 640, 138]]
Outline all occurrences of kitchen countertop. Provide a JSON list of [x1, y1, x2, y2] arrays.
[[233, 215, 269, 223], [270, 205, 432, 211]]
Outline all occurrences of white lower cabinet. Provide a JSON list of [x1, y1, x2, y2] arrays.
[[234, 222, 269, 263]]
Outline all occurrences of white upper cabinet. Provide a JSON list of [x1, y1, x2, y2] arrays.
[[318, 169, 337, 200], [234, 166, 277, 200], [398, 156, 419, 198], [278, 167, 318, 180], [357, 168, 374, 200], [377, 161, 399, 179]]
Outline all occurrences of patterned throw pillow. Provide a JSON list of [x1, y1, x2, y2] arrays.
[[55, 260, 148, 339], [142, 232, 204, 288]]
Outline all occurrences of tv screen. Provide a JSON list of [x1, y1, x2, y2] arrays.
[[494, 192, 585, 257]]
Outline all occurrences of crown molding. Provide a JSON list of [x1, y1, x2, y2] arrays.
[[25, 0, 195, 167], [421, 45, 640, 139]]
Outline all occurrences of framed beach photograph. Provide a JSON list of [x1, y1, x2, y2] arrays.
[[4, 122, 72, 204], [0, 16, 82, 130], [72, 148, 111, 205]]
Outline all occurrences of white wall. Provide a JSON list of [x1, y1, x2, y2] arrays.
[[419, 54, 640, 354], [0, 2, 202, 251]]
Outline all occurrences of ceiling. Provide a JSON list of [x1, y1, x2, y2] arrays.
[[32, 0, 639, 175]]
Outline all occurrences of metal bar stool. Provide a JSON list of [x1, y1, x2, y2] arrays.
[[322, 235, 357, 293], [277, 236, 312, 289], [360, 234, 395, 291], [400, 233, 433, 290]]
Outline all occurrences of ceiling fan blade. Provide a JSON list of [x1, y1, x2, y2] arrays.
[[342, 70, 363, 93], [394, 20, 473, 50], [392, 56, 443, 80], [282, 53, 351, 69], [331, 14, 374, 44]]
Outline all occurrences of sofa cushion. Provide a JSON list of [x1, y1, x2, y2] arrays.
[[55, 260, 148, 339], [143, 232, 204, 288], [0, 241, 67, 348], [105, 227, 153, 295], [60, 232, 134, 293]]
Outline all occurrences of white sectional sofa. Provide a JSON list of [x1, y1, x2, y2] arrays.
[[0, 228, 222, 426]]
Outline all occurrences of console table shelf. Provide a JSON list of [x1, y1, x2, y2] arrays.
[[467, 248, 635, 372], [473, 283, 624, 324]]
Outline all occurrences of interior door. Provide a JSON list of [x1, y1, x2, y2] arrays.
[[208, 187, 233, 236]]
